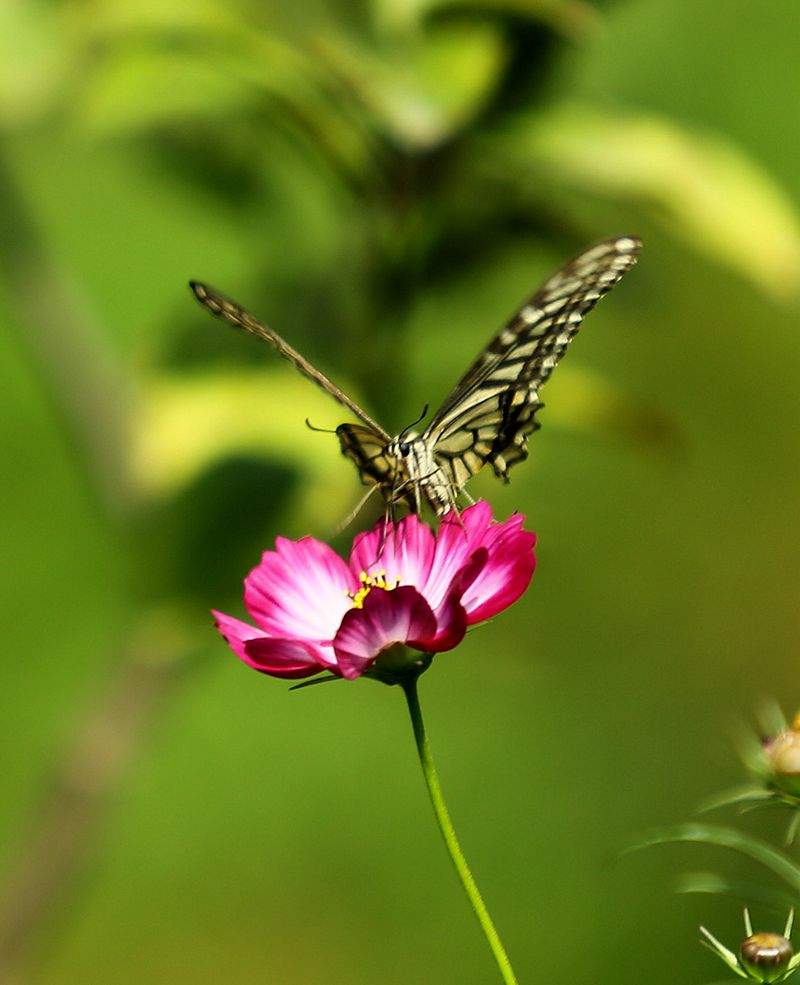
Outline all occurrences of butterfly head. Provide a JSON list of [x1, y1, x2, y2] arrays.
[[386, 433, 420, 462]]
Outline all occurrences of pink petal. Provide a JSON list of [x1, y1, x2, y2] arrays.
[[349, 514, 435, 590], [244, 639, 334, 679], [333, 586, 438, 680], [213, 610, 262, 661], [422, 509, 485, 608], [244, 536, 356, 642], [427, 547, 486, 650], [459, 499, 494, 534], [213, 610, 332, 679], [459, 516, 536, 623]]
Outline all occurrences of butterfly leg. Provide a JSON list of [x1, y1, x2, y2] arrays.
[[334, 484, 379, 535]]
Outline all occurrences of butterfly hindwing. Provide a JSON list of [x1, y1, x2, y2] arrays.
[[336, 423, 396, 492]]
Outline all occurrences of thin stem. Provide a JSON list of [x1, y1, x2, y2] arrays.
[[401, 675, 520, 985]]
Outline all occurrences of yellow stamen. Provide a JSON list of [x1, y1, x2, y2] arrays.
[[346, 569, 402, 609]]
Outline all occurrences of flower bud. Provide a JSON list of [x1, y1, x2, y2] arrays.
[[740, 933, 794, 983], [764, 725, 800, 797]]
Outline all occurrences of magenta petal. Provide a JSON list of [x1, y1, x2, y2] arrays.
[[333, 586, 437, 680], [422, 515, 478, 609], [349, 514, 435, 589], [244, 638, 333, 679], [460, 519, 537, 623], [214, 610, 332, 679], [213, 610, 263, 662], [428, 547, 486, 650], [459, 499, 494, 539], [244, 536, 355, 642]]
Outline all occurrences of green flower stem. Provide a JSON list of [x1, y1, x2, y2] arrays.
[[402, 675, 520, 985]]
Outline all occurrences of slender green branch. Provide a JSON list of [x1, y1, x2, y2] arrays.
[[402, 675, 520, 985]]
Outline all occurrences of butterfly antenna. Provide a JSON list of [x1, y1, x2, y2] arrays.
[[305, 418, 337, 434], [399, 404, 429, 440]]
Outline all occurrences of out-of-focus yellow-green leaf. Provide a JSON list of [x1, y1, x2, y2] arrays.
[[77, 48, 258, 131], [388, 21, 506, 146], [67, 9, 378, 186], [77, 0, 248, 34], [374, 0, 596, 40], [545, 364, 678, 452], [503, 105, 800, 302], [130, 369, 362, 528], [0, 0, 264, 128], [314, 21, 506, 149], [0, 0, 70, 126]]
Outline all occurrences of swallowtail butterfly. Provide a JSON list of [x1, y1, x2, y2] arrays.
[[190, 235, 641, 516]]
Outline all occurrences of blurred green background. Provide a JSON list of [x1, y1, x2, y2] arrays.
[[2, 1, 800, 983]]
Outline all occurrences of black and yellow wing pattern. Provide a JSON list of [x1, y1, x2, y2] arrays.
[[190, 235, 641, 516]]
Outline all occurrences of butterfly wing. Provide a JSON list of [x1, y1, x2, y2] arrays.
[[190, 282, 391, 441], [424, 236, 642, 493]]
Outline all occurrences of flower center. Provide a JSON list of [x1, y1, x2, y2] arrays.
[[347, 569, 401, 609]]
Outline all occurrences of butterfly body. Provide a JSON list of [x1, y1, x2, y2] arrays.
[[190, 235, 641, 517]]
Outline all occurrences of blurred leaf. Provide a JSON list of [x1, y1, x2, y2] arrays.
[[314, 21, 507, 149], [495, 104, 800, 302], [391, 21, 507, 145], [676, 870, 795, 911], [129, 368, 363, 529], [374, 0, 597, 40], [71, 10, 378, 188], [696, 786, 777, 815], [76, 47, 257, 131], [627, 824, 800, 895], [544, 364, 679, 453], [73, 12, 317, 129], [0, 0, 70, 126]]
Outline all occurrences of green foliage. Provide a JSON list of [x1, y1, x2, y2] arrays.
[[2, 1, 800, 984]]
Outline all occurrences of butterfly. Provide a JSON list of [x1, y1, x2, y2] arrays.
[[190, 235, 641, 517]]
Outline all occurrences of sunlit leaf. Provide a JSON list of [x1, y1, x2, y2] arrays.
[[130, 369, 363, 528], [0, 0, 70, 126], [374, 0, 597, 40], [497, 105, 800, 301], [313, 21, 506, 149], [77, 48, 257, 131], [545, 364, 679, 453]]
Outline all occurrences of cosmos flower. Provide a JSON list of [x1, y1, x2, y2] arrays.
[[214, 501, 536, 682]]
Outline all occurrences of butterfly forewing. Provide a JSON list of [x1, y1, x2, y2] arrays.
[[423, 236, 641, 495], [189, 281, 390, 441]]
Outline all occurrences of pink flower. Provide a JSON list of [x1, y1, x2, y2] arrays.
[[213, 501, 536, 682]]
